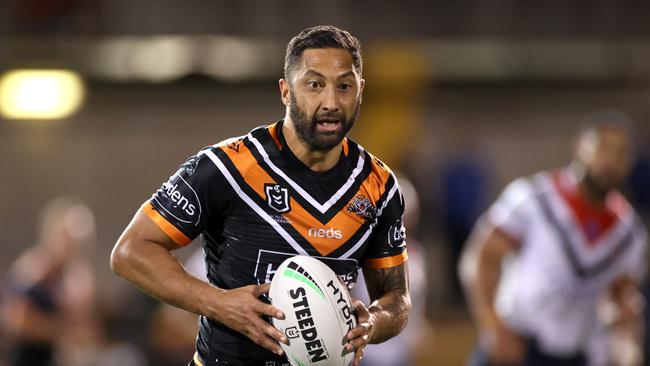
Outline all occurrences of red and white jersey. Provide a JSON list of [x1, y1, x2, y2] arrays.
[[487, 169, 647, 356]]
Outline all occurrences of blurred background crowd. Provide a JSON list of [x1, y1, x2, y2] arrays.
[[2, 1, 650, 365]]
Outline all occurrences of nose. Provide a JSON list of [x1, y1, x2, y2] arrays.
[[321, 85, 340, 113]]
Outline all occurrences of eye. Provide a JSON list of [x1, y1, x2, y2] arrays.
[[307, 81, 320, 89], [339, 83, 352, 91]]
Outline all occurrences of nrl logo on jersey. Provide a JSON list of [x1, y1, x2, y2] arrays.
[[348, 195, 377, 221], [265, 183, 291, 213]]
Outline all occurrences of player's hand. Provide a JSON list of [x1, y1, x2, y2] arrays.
[[484, 322, 525, 364], [345, 300, 375, 366], [211, 283, 288, 356]]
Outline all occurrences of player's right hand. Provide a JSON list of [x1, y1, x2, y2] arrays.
[[484, 323, 525, 364], [210, 283, 288, 356]]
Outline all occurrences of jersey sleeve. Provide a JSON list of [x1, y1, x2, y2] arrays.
[[144, 149, 229, 246], [362, 177, 408, 269], [485, 177, 533, 243]]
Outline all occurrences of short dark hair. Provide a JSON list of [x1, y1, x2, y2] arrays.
[[284, 25, 363, 81]]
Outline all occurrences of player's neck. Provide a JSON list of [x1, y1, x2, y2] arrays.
[[282, 119, 342, 172], [570, 165, 608, 206]]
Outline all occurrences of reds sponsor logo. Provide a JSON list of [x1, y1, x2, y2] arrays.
[[308, 227, 343, 240]]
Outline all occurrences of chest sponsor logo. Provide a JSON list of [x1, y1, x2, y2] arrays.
[[348, 195, 377, 221], [265, 183, 291, 213], [254, 250, 359, 290], [308, 227, 343, 240], [157, 173, 201, 225]]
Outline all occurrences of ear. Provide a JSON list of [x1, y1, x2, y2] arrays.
[[359, 78, 366, 102], [279, 78, 291, 107]]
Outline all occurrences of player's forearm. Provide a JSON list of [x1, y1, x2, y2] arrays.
[[110, 237, 220, 317], [605, 278, 645, 365], [474, 248, 504, 330], [362, 263, 411, 344], [368, 288, 411, 343], [460, 224, 513, 332]]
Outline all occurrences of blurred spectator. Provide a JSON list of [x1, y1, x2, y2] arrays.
[[93, 306, 148, 366], [441, 153, 490, 304], [352, 175, 429, 366], [142, 247, 204, 366], [146, 299, 198, 366], [0, 196, 98, 366], [460, 112, 647, 366], [629, 152, 650, 216]]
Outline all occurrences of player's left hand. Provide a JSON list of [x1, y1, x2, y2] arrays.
[[345, 300, 375, 366]]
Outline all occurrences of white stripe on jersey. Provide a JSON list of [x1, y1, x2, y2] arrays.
[[247, 132, 366, 214], [534, 174, 635, 270]]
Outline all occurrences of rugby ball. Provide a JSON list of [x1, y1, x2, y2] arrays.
[[269, 255, 357, 366]]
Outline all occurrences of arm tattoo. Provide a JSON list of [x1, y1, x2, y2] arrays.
[[362, 263, 411, 342], [363, 263, 409, 302]]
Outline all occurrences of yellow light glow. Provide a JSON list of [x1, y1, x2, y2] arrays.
[[0, 70, 85, 120]]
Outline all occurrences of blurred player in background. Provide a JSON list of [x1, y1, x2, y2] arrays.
[[460, 111, 647, 366], [0, 197, 98, 366], [111, 25, 411, 366], [352, 175, 428, 366]]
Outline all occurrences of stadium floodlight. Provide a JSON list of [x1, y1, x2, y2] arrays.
[[0, 69, 85, 120]]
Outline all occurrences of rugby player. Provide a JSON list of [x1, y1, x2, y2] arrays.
[[111, 25, 411, 366], [460, 113, 647, 366], [1, 197, 97, 366]]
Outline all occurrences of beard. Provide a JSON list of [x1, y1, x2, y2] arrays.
[[289, 93, 360, 151], [582, 170, 614, 201]]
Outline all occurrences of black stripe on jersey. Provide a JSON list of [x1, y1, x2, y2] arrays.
[[245, 130, 373, 224], [535, 189, 634, 279], [374, 172, 399, 213], [211, 147, 323, 257]]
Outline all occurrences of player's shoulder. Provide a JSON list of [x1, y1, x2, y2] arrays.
[[206, 126, 261, 153], [352, 140, 396, 183], [199, 124, 269, 159], [608, 191, 648, 235], [497, 171, 549, 205]]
